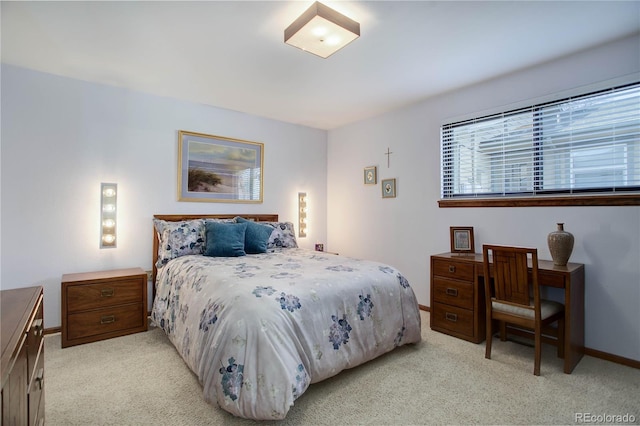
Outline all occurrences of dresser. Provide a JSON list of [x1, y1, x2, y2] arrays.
[[61, 268, 147, 348], [1, 286, 45, 426], [430, 254, 486, 343]]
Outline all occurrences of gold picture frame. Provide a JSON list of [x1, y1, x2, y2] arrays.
[[364, 166, 377, 184], [177, 130, 263, 203], [450, 226, 475, 253], [381, 178, 396, 198]]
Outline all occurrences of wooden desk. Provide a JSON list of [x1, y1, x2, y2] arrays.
[[430, 252, 585, 374]]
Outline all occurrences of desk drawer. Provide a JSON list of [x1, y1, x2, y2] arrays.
[[66, 303, 144, 340], [539, 271, 565, 288], [431, 303, 474, 337], [66, 279, 143, 312], [432, 259, 474, 281], [433, 277, 473, 309]]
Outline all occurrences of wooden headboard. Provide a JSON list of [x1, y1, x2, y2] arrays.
[[152, 214, 279, 288]]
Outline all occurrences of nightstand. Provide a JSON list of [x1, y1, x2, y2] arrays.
[[61, 267, 147, 348]]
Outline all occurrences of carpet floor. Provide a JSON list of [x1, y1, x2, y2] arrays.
[[44, 311, 639, 425]]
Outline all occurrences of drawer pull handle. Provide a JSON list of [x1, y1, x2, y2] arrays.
[[101, 288, 115, 297], [32, 318, 43, 336], [445, 312, 458, 322], [448, 265, 456, 273], [100, 315, 116, 324], [35, 368, 44, 390], [445, 288, 458, 297]]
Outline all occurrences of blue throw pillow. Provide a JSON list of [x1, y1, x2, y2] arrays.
[[204, 221, 247, 257], [236, 217, 273, 254]]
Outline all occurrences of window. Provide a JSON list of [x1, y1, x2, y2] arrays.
[[236, 167, 261, 201], [441, 83, 640, 206]]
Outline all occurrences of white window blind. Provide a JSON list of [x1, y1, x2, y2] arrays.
[[236, 167, 261, 200], [441, 83, 640, 198]]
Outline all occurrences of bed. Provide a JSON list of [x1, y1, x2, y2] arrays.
[[150, 214, 422, 420]]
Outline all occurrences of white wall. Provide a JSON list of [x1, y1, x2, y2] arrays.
[[327, 34, 640, 362], [1, 64, 328, 328]]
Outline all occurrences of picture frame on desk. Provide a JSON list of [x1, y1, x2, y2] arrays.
[[450, 226, 475, 253]]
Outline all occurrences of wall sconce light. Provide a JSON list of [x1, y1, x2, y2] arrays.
[[100, 183, 117, 248], [298, 192, 307, 238], [284, 1, 360, 59]]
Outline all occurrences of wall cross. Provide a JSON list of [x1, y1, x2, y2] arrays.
[[385, 147, 393, 168]]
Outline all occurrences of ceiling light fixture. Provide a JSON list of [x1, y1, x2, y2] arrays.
[[284, 1, 360, 59]]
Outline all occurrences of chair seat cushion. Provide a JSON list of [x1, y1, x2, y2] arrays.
[[492, 298, 563, 319]]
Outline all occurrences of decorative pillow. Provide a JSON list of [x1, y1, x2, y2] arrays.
[[154, 219, 205, 268], [204, 221, 248, 257], [203, 218, 236, 226], [235, 217, 274, 254], [263, 221, 298, 249]]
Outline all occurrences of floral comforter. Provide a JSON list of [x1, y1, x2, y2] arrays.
[[151, 248, 422, 420]]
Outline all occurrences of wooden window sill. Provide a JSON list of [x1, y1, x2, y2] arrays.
[[438, 194, 640, 208]]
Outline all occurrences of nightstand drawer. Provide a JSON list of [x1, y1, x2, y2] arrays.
[[66, 303, 145, 340], [431, 303, 474, 337], [432, 277, 473, 309], [66, 279, 143, 312], [432, 258, 474, 281]]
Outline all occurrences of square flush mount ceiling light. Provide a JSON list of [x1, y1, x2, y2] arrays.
[[284, 1, 360, 59]]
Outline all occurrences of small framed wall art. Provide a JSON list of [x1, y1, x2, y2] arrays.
[[381, 178, 396, 198], [450, 226, 475, 253], [364, 166, 377, 185]]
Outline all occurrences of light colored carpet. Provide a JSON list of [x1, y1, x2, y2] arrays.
[[45, 312, 639, 425]]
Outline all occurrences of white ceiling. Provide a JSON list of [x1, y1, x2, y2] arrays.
[[2, 1, 639, 130]]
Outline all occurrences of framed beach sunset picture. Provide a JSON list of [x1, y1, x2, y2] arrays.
[[178, 130, 264, 203]]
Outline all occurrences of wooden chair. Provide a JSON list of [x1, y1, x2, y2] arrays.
[[483, 244, 565, 376]]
